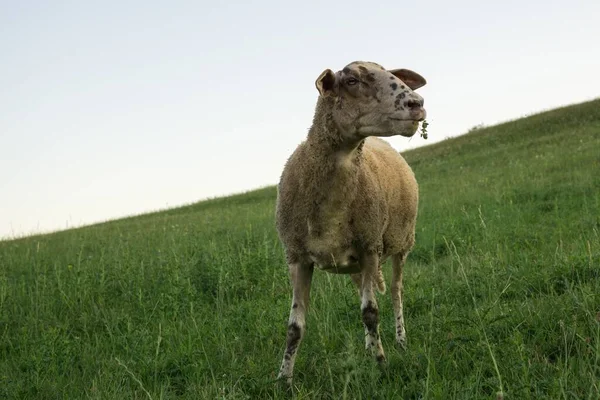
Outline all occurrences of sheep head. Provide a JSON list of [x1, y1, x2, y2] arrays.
[[316, 61, 427, 139]]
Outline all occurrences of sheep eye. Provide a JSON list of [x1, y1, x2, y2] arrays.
[[346, 77, 359, 86]]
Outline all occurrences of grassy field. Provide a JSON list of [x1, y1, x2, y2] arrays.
[[1, 99, 599, 399]]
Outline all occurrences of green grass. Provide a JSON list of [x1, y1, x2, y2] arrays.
[[1, 99, 600, 399]]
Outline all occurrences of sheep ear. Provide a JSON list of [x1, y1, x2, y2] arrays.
[[315, 69, 336, 96], [389, 69, 427, 90]]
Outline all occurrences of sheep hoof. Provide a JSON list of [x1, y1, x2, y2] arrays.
[[276, 373, 293, 387], [396, 337, 407, 350]]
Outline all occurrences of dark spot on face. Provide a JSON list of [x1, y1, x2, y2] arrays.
[[394, 92, 407, 110], [400, 85, 406, 90], [390, 76, 395, 80], [343, 67, 351, 74], [292, 303, 298, 309], [376, 354, 386, 363], [390, 83, 398, 91], [357, 65, 376, 85], [394, 95, 402, 108]]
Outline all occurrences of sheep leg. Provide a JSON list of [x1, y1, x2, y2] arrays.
[[392, 253, 407, 349], [360, 253, 386, 363], [277, 262, 314, 384]]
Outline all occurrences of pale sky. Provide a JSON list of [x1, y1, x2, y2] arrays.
[[1, 0, 599, 239]]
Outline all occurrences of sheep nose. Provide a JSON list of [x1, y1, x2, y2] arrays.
[[405, 96, 426, 120], [406, 99, 424, 109]]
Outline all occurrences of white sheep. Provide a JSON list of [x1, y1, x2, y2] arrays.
[[275, 61, 427, 382]]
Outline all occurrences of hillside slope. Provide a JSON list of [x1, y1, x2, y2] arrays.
[[1, 99, 599, 399]]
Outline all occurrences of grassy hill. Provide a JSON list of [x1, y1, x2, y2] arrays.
[[1, 99, 599, 399]]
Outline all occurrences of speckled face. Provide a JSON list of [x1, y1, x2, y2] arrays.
[[316, 61, 427, 139]]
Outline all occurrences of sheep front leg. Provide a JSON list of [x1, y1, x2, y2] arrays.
[[360, 253, 386, 363], [392, 253, 407, 349], [277, 262, 314, 384]]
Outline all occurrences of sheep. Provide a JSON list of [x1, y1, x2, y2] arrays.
[[275, 61, 427, 382]]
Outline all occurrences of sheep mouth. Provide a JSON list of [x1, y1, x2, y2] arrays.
[[390, 115, 426, 123], [390, 109, 427, 122]]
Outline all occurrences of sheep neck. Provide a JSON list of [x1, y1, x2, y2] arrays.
[[304, 96, 363, 239]]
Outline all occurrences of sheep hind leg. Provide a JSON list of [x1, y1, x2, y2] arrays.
[[360, 253, 386, 363], [392, 253, 407, 349], [277, 262, 314, 384]]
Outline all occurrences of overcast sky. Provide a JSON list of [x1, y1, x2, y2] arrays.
[[1, 0, 599, 239]]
